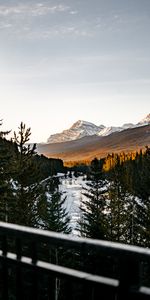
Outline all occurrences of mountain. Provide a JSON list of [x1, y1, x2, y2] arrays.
[[98, 126, 123, 136], [47, 114, 150, 143], [47, 120, 104, 143], [37, 124, 150, 163]]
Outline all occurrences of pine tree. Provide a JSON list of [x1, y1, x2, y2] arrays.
[[121, 147, 150, 247], [37, 176, 71, 234], [106, 156, 128, 243], [106, 155, 139, 244], [107, 180, 139, 244], [36, 176, 71, 300], [125, 195, 141, 245], [12, 122, 42, 226], [133, 147, 150, 247], [0, 121, 15, 222], [78, 158, 107, 239]]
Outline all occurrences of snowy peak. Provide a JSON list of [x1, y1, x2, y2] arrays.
[[71, 120, 91, 127], [70, 120, 99, 130], [47, 114, 150, 143], [98, 126, 123, 136], [47, 120, 103, 143]]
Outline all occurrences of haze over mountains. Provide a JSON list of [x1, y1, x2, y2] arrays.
[[47, 114, 150, 143], [37, 114, 150, 163]]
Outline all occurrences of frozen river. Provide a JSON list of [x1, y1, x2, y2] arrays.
[[59, 176, 86, 235]]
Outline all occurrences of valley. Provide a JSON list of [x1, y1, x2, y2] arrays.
[[37, 124, 150, 164]]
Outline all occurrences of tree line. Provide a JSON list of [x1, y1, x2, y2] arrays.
[[1, 120, 149, 247], [79, 147, 150, 247], [0, 121, 71, 233], [0, 120, 149, 299]]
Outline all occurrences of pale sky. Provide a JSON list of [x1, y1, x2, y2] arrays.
[[0, 0, 150, 142]]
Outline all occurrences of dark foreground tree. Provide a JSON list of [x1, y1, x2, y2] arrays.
[[0, 121, 15, 222], [36, 176, 71, 300], [134, 147, 150, 247], [78, 158, 107, 239], [12, 122, 44, 226], [106, 157, 139, 244], [37, 176, 71, 233]]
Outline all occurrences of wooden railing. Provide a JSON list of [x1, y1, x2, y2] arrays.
[[0, 222, 150, 299]]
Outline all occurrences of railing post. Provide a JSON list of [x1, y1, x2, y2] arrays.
[[16, 237, 23, 300], [31, 241, 39, 300], [2, 235, 8, 300], [118, 256, 140, 300]]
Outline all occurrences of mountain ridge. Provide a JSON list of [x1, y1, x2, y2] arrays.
[[47, 113, 150, 144], [37, 124, 150, 163]]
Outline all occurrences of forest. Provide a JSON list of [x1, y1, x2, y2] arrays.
[[0, 121, 150, 247], [0, 122, 71, 232], [78, 148, 150, 248], [0, 121, 150, 299]]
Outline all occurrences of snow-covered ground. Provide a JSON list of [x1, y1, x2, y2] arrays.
[[59, 175, 86, 235]]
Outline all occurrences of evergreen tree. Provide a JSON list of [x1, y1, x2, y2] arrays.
[[36, 176, 71, 300], [78, 158, 107, 239], [107, 180, 139, 244], [134, 147, 150, 201], [106, 156, 126, 242], [121, 147, 150, 246], [0, 121, 15, 222], [133, 147, 150, 247], [106, 155, 139, 244], [37, 176, 71, 234], [12, 122, 43, 226]]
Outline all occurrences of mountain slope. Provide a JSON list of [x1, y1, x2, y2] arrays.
[[47, 113, 150, 143], [37, 124, 150, 163], [47, 120, 104, 143]]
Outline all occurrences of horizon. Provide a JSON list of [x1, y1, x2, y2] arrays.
[[2, 111, 150, 144], [1, 0, 150, 143]]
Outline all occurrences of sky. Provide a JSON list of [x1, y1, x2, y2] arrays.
[[0, 0, 150, 143]]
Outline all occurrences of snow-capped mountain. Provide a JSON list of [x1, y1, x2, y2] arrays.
[[97, 123, 135, 136], [122, 123, 135, 129], [98, 126, 123, 136], [47, 114, 150, 143], [47, 120, 104, 143]]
